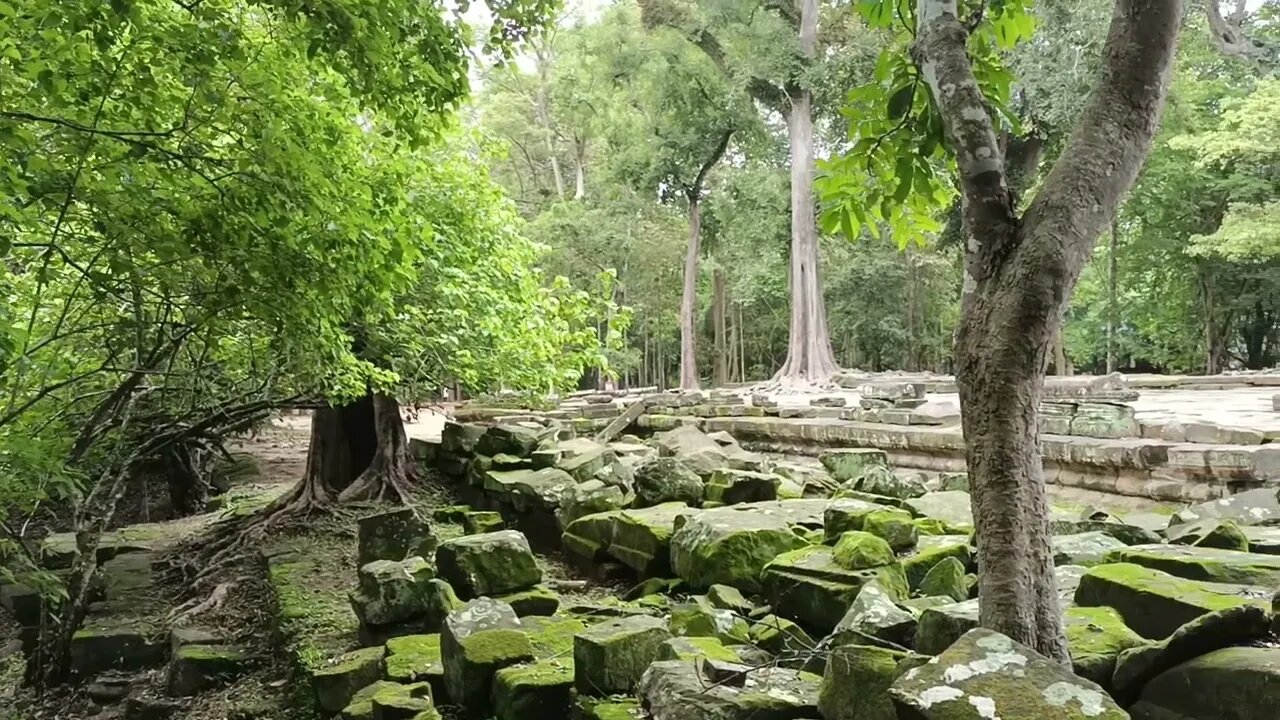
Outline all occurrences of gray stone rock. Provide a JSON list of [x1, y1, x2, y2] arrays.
[[833, 580, 916, 647], [913, 598, 979, 655], [349, 557, 438, 626], [638, 659, 821, 720], [476, 424, 542, 457], [835, 465, 926, 500], [890, 628, 1127, 719], [633, 458, 703, 507], [1166, 518, 1249, 551], [904, 491, 974, 530], [918, 556, 968, 602], [166, 644, 248, 696], [819, 643, 927, 720], [819, 449, 890, 482], [704, 468, 782, 504], [557, 480, 628, 526], [574, 615, 671, 695], [1052, 531, 1129, 567], [440, 599, 530, 714], [1104, 543, 1280, 585], [1062, 606, 1149, 692], [762, 545, 908, 634], [670, 502, 811, 593], [1129, 646, 1280, 720], [435, 530, 542, 598], [357, 509, 436, 566], [311, 646, 386, 712], [1168, 487, 1280, 528]]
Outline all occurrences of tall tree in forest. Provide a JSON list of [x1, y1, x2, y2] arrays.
[[638, 0, 843, 383], [829, 0, 1181, 659]]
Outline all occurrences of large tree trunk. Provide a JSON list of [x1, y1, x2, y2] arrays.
[[774, 0, 839, 385], [712, 265, 728, 387], [917, 0, 1180, 661], [679, 196, 702, 390], [534, 44, 565, 200], [339, 392, 416, 503]]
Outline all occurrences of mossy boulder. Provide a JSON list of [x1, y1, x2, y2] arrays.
[[902, 537, 972, 591], [350, 557, 439, 627], [70, 621, 166, 675], [823, 498, 891, 540], [832, 531, 896, 570], [384, 634, 444, 697], [573, 614, 672, 695], [668, 597, 750, 643], [919, 556, 968, 602], [1073, 562, 1272, 639], [762, 545, 908, 634], [562, 503, 688, 577], [1110, 604, 1271, 704], [670, 505, 809, 593], [819, 643, 928, 720], [557, 480, 628, 526], [637, 659, 821, 720], [656, 636, 744, 663], [440, 598, 524, 712], [1104, 543, 1280, 586], [863, 509, 918, 552], [835, 465, 927, 500], [166, 643, 248, 696], [903, 491, 974, 532], [571, 697, 644, 720], [548, 438, 614, 482], [890, 628, 1127, 719], [314, 646, 387, 713], [1049, 518, 1160, 546], [706, 584, 753, 615], [1167, 518, 1250, 551], [1052, 531, 1128, 567], [476, 424, 541, 457], [496, 585, 560, 617], [492, 659, 574, 720], [1129, 647, 1280, 720], [340, 680, 432, 720], [633, 457, 703, 507], [435, 530, 542, 599], [461, 511, 505, 535], [703, 468, 782, 505], [833, 580, 916, 647], [914, 599, 980, 655], [441, 422, 487, 455], [358, 509, 437, 566], [1062, 606, 1148, 691], [819, 449, 889, 481]]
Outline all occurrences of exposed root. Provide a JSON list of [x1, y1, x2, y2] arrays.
[[167, 577, 245, 625]]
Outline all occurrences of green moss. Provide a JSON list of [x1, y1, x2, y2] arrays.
[[862, 509, 918, 552], [495, 658, 573, 686], [918, 556, 968, 602], [265, 533, 361, 670], [831, 531, 895, 570], [901, 539, 971, 591], [1064, 606, 1149, 689], [460, 629, 534, 664], [176, 644, 246, 662], [522, 615, 587, 658], [657, 636, 742, 663], [385, 634, 442, 683], [498, 585, 560, 616], [340, 680, 431, 720]]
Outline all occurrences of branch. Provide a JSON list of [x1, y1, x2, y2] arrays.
[[913, 1, 1018, 277], [1022, 0, 1182, 267], [1204, 0, 1270, 61], [690, 129, 735, 198]]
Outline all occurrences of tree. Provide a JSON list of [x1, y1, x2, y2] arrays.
[[832, 0, 1182, 659]]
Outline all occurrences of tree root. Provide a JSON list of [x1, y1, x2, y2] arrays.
[[167, 577, 245, 625]]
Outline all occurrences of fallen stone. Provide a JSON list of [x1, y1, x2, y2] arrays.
[[86, 670, 134, 705], [1049, 518, 1161, 546], [313, 646, 386, 713], [384, 634, 444, 697], [657, 635, 747, 663], [357, 509, 437, 566], [1104, 543, 1280, 585], [651, 425, 762, 477], [1168, 487, 1280, 528], [350, 557, 438, 627], [166, 643, 248, 696], [919, 556, 968, 602], [476, 424, 541, 457], [1073, 562, 1272, 639], [1243, 524, 1280, 554], [819, 643, 928, 720], [862, 509, 919, 552], [1055, 564, 1089, 607], [668, 597, 750, 643], [496, 585, 560, 617], [913, 598, 980, 655], [435, 530, 541, 598], [823, 498, 891, 539], [1110, 604, 1271, 704], [903, 491, 974, 530], [832, 531, 896, 570], [441, 422, 487, 455], [706, 584, 753, 615], [836, 465, 927, 500], [70, 620, 166, 675], [703, 468, 781, 505], [902, 536, 972, 591], [1129, 646, 1280, 720], [440, 598, 525, 712], [637, 660, 821, 720], [762, 545, 908, 633], [1053, 531, 1129, 567], [747, 614, 815, 658], [574, 614, 671, 695], [492, 659, 574, 720], [461, 511, 505, 535], [1062, 606, 1149, 692], [670, 504, 809, 592], [1166, 518, 1249, 551], [833, 580, 916, 647], [340, 680, 432, 720], [632, 458, 702, 507], [890, 628, 1127, 719], [572, 697, 644, 720], [819, 448, 890, 482], [562, 503, 688, 578], [556, 479, 628, 527]]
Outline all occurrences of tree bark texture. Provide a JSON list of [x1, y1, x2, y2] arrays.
[[916, 0, 1180, 662], [1107, 218, 1119, 373], [713, 265, 728, 387], [773, 0, 840, 384], [679, 196, 702, 390]]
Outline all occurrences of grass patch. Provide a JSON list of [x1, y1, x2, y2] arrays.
[[264, 526, 361, 671]]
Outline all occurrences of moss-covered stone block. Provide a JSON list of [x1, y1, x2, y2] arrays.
[[668, 597, 750, 643], [492, 660, 574, 720], [902, 537, 972, 591], [574, 614, 672, 695], [656, 636, 743, 663], [835, 465, 926, 501], [461, 511, 505, 535], [703, 469, 781, 505], [637, 659, 822, 719], [747, 614, 814, 657], [340, 680, 432, 720], [919, 556, 968, 602], [762, 545, 908, 634], [1073, 562, 1271, 639], [670, 505, 809, 593], [633, 457, 703, 507], [832, 531, 895, 570], [443, 629, 534, 715], [70, 621, 166, 675], [1104, 543, 1280, 586], [891, 628, 1127, 719], [384, 634, 443, 697], [903, 491, 974, 531], [705, 584, 753, 615], [520, 614, 587, 659], [435, 530, 541, 599], [476, 424, 541, 457], [819, 449, 889, 481], [166, 643, 248, 696], [358, 509, 437, 566], [496, 584, 560, 617], [819, 643, 927, 720], [1052, 531, 1128, 567], [571, 697, 644, 720], [314, 646, 387, 713], [1130, 646, 1280, 720], [862, 509, 918, 552], [350, 557, 438, 627], [833, 580, 916, 648], [1063, 606, 1148, 692], [914, 599, 980, 655]]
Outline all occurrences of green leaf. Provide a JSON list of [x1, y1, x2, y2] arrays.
[[887, 84, 915, 120]]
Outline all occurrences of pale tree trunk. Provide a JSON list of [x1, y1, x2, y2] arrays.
[[916, 0, 1180, 661], [774, 0, 840, 385], [737, 303, 746, 382], [1107, 218, 1119, 373], [574, 135, 587, 200], [712, 266, 728, 387], [534, 44, 565, 199], [679, 195, 702, 390]]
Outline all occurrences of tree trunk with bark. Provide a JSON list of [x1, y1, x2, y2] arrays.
[[1107, 218, 1119, 373], [773, 0, 840, 385], [712, 265, 728, 387], [916, 0, 1180, 661], [679, 195, 702, 390]]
